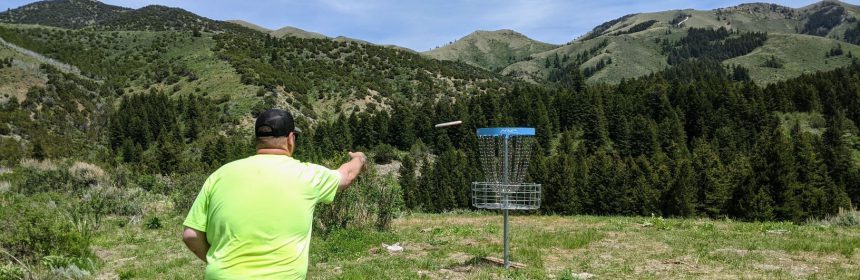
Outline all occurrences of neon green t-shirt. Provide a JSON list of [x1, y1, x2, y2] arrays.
[[183, 154, 341, 279]]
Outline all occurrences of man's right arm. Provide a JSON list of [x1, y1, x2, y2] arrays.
[[336, 151, 366, 192]]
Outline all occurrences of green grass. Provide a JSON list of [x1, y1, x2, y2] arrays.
[[776, 112, 827, 135], [85, 211, 860, 279], [724, 33, 860, 85]]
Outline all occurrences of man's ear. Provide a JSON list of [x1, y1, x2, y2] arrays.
[[288, 133, 296, 150]]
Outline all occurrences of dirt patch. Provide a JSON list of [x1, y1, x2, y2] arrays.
[[635, 255, 718, 276], [416, 253, 488, 280], [712, 248, 749, 257], [448, 252, 473, 264], [542, 247, 575, 276], [94, 272, 119, 280], [375, 160, 401, 177], [456, 237, 481, 247], [404, 242, 432, 260], [586, 231, 669, 266], [712, 248, 854, 278]]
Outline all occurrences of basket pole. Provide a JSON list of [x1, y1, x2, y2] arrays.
[[502, 135, 510, 268]]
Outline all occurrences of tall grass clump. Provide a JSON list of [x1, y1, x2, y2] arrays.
[[817, 208, 860, 228], [313, 162, 404, 235]]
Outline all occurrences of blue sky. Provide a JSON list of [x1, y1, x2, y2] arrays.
[[2, 0, 858, 51]]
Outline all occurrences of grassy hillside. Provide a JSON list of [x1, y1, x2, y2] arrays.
[[272, 26, 329, 40], [0, 41, 48, 102], [424, 29, 558, 72], [82, 212, 860, 279], [504, 1, 860, 85], [724, 33, 860, 84], [503, 28, 673, 84]]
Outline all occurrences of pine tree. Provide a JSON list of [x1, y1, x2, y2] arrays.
[[658, 110, 687, 154], [729, 156, 775, 221], [753, 119, 798, 220], [389, 105, 416, 150], [822, 112, 857, 204], [662, 146, 696, 217], [629, 115, 659, 156], [399, 156, 419, 209], [792, 126, 845, 218], [156, 129, 182, 175], [31, 141, 45, 160], [692, 139, 730, 218], [543, 153, 580, 214], [583, 95, 611, 152], [629, 156, 661, 215]]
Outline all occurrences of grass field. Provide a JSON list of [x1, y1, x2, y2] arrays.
[[88, 211, 860, 279]]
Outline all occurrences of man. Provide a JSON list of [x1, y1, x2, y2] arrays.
[[182, 108, 366, 279]]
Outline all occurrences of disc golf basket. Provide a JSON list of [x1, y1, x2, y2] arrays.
[[472, 127, 541, 268]]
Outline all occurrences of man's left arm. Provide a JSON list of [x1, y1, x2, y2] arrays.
[[182, 227, 209, 263], [182, 175, 215, 262]]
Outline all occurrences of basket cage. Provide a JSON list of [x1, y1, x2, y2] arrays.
[[472, 128, 541, 210]]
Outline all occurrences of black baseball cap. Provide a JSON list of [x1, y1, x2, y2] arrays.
[[255, 109, 301, 138]]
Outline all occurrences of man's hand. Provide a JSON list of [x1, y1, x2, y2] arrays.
[[337, 151, 366, 191], [349, 152, 367, 167]]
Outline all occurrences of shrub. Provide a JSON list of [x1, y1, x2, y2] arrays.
[[10, 165, 68, 194], [371, 144, 398, 164], [313, 165, 403, 234], [67, 162, 107, 186], [0, 264, 25, 280], [0, 182, 9, 193], [0, 138, 24, 165], [146, 216, 162, 229], [818, 208, 860, 228], [82, 184, 144, 224], [170, 172, 208, 215], [49, 263, 91, 280], [409, 140, 429, 159], [0, 194, 93, 264]]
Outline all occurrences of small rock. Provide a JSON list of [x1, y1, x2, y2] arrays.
[[571, 272, 595, 279]]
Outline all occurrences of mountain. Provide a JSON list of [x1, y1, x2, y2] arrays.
[[225, 20, 270, 32], [500, 1, 860, 85], [272, 26, 328, 40], [227, 20, 329, 39], [0, 1, 251, 33], [227, 20, 418, 54], [0, 0, 130, 29], [92, 5, 225, 32], [423, 29, 558, 72]]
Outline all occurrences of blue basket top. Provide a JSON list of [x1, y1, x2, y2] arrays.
[[476, 127, 536, 137]]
